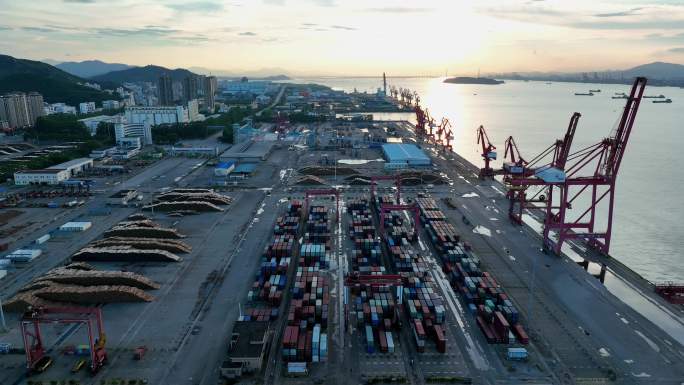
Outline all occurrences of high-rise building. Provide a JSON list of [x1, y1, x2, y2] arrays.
[[183, 75, 200, 103], [204, 76, 217, 112], [26, 92, 45, 123], [0, 92, 45, 129], [157, 74, 174, 106]]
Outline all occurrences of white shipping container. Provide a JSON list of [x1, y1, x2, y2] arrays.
[[35, 234, 51, 244], [59, 221, 92, 232], [8, 249, 42, 260], [0, 270, 7, 280]]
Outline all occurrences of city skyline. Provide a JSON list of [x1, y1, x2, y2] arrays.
[[1, 0, 683, 76]]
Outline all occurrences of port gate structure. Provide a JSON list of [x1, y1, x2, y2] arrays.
[[21, 307, 107, 373], [501, 77, 647, 256]]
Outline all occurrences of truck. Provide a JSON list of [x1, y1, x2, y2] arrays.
[[134, 345, 148, 360], [507, 347, 528, 361]]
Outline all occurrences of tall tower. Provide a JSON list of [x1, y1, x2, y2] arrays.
[[382, 72, 387, 96], [158, 74, 174, 106]]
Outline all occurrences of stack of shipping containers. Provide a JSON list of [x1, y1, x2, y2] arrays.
[[373, 195, 447, 354], [346, 198, 398, 355], [416, 197, 529, 345], [282, 204, 330, 366], [241, 200, 303, 321]]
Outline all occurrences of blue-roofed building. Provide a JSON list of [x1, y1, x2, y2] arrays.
[[214, 161, 236, 176], [381, 144, 431, 169], [232, 163, 257, 176]]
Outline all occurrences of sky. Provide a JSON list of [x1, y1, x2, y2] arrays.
[[0, 0, 683, 76]]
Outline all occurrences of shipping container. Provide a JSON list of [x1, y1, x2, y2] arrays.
[[507, 347, 528, 361]]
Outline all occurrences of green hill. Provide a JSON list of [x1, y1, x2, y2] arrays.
[[0, 54, 115, 106], [91, 65, 197, 83]]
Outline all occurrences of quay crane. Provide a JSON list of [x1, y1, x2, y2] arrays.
[[476, 125, 497, 178], [437, 118, 453, 152], [502, 77, 647, 256]]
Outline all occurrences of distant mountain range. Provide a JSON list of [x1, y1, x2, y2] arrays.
[[0, 54, 114, 106], [89, 65, 197, 84], [55, 60, 133, 78], [493, 62, 684, 86]]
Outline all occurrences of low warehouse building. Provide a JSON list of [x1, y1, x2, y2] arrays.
[[13, 169, 70, 185], [220, 321, 270, 379], [381, 143, 431, 169]]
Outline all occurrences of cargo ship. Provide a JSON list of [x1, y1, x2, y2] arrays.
[[644, 94, 666, 99], [574, 92, 594, 96], [653, 98, 672, 103], [612, 95, 628, 99], [589, 89, 601, 92]]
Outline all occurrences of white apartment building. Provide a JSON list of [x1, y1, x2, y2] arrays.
[[45, 103, 77, 115], [115, 119, 152, 145], [79, 102, 96, 114], [102, 100, 120, 110]]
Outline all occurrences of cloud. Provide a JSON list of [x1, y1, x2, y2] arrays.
[[364, 7, 432, 14], [302, 23, 317, 26], [330, 25, 356, 31], [594, 7, 644, 18], [239, 31, 257, 36], [312, 0, 335, 6], [93, 26, 180, 37], [22, 26, 58, 33], [480, 4, 684, 30], [166, 1, 223, 13], [669, 47, 684, 53]]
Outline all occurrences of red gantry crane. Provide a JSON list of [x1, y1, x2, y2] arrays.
[[21, 307, 107, 374], [504, 77, 647, 256], [305, 189, 340, 222], [370, 175, 402, 204], [476, 125, 497, 179]]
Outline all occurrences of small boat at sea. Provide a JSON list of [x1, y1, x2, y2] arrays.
[[612, 95, 628, 99], [644, 94, 666, 99], [575, 92, 594, 96], [653, 98, 672, 104], [589, 89, 601, 92]]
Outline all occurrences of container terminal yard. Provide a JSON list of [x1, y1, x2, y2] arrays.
[[0, 77, 682, 385]]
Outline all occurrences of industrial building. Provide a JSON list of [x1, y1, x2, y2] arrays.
[[13, 169, 70, 185], [48, 158, 94, 177], [169, 146, 219, 157], [14, 158, 94, 185], [125, 106, 189, 126], [220, 321, 270, 379], [381, 143, 431, 169], [220, 140, 275, 163]]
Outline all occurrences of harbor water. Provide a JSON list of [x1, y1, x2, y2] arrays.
[[292, 77, 684, 284]]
